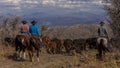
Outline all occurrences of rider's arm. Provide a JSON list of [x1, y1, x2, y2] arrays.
[[97, 28, 100, 37], [104, 27, 109, 40], [36, 26, 40, 38]]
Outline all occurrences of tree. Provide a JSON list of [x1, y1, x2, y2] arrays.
[[105, 0, 120, 48]]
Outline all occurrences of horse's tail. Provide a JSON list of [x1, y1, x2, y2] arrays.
[[100, 39, 104, 50], [100, 39, 110, 52], [100, 39, 104, 46], [15, 35, 22, 52], [15, 35, 23, 45]]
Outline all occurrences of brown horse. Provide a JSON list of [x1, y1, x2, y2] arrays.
[[15, 35, 41, 62], [29, 36, 41, 62]]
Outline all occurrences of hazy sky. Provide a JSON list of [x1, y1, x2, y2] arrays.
[[0, 0, 104, 14], [0, 0, 110, 26]]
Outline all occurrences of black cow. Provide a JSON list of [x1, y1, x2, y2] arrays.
[[73, 39, 86, 53], [85, 37, 97, 49]]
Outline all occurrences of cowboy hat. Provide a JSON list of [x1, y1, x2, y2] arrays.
[[31, 20, 37, 24]]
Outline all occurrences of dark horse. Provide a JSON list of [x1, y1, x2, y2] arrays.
[[15, 35, 29, 60], [15, 35, 41, 62], [97, 39, 110, 60]]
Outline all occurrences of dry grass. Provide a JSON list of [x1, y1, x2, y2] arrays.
[[0, 45, 119, 68]]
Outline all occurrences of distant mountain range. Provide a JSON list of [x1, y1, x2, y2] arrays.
[[23, 10, 107, 26], [0, 0, 109, 26]]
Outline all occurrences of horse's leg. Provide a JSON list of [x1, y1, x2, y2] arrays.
[[19, 51, 22, 58], [23, 48, 26, 60], [29, 51, 34, 62], [98, 44, 102, 60], [15, 45, 19, 59], [37, 49, 40, 62], [18, 46, 22, 59], [28, 51, 31, 61], [47, 48, 51, 54], [51, 48, 54, 54], [23, 52, 26, 59], [31, 52, 34, 62], [100, 47, 103, 60]]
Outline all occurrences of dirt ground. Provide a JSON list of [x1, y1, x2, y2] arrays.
[[0, 45, 119, 68]]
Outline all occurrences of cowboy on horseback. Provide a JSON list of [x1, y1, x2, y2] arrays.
[[20, 20, 29, 35], [97, 21, 110, 60], [97, 21, 109, 48], [29, 20, 42, 48]]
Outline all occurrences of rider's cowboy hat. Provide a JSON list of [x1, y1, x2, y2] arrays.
[[99, 21, 105, 25], [31, 20, 37, 24], [22, 20, 27, 24]]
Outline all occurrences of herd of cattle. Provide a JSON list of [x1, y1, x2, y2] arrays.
[[4, 36, 97, 54], [4, 35, 113, 62]]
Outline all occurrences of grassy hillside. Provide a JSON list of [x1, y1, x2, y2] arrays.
[[0, 20, 118, 68], [42, 24, 113, 39]]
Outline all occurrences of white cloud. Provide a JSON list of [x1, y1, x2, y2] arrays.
[[4, 0, 21, 4], [0, 0, 107, 16], [0, 0, 106, 9], [25, 0, 38, 4], [42, 0, 56, 5]]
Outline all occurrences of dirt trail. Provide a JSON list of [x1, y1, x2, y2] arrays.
[[0, 46, 119, 68]]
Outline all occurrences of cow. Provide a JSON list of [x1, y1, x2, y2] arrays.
[[85, 37, 97, 49], [42, 36, 51, 48], [4, 37, 15, 47], [42, 36, 57, 54], [51, 38, 65, 54], [63, 39, 74, 54], [73, 38, 86, 53]]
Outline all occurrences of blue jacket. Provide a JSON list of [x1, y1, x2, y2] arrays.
[[29, 24, 40, 37]]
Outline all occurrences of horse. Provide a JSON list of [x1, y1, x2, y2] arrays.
[[29, 36, 42, 62], [15, 35, 30, 60], [15, 35, 41, 62], [97, 38, 110, 60]]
